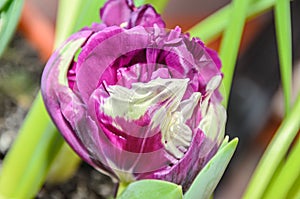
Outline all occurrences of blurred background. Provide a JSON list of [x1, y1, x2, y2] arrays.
[[0, 0, 299, 198]]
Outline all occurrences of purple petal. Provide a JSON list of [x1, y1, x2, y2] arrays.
[[41, 30, 96, 167], [75, 26, 151, 104], [100, 0, 134, 26], [128, 5, 166, 28]]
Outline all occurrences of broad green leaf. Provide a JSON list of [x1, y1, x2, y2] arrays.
[[184, 136, 238, 199], [0, 0, 24, 57], [243, 94, 300, 199], [134, 0, 169, 13], [117, 180, 183, 199], [263, 138, 300, 199], [274, 0, 292, 116], [218, 0, 250, 108]]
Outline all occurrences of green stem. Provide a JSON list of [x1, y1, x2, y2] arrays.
[[263, 137, 300, 199], [116, 182, 129, 198], [274, 0, 292, 116], [134, 0, 169, 13], [218, 0, 250, 108], [243, 93, 300, 199]]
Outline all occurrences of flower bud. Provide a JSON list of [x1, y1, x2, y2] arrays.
[[41, 0, 226, 192]]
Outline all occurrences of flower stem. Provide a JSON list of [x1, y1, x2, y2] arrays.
[[116, 182, 129, 198], [218, 0, 250, 108], [243, 93, 300, 199]]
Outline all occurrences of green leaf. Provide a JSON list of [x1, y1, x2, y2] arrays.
[[0, 94, 64, 198], [0, 0, 10, 11], [218, 0, 251, 108], [243, 94, 300, 199], [117, 180, 183, 199], [274, 0, 292, 116], [134, 0, 169, 13], [263, 138, 300, 199], [184, 136, 238, 199], [0, 0, 24, 57], [287, 173, 300, 199]]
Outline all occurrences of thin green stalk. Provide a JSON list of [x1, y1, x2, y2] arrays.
[[0, 93, 64, 198], [274, 0, 292, 116], [263, 138, 300, 199], [188, 0, 276, 43], [116, 182, 129, 198], [243, 94, 300, 199], [218, 0, 250, 108]]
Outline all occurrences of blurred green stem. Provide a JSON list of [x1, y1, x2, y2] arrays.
[[243, 93, 300, 199], [116, 182, 129, 198], [263, 137, 300, 199], [274, 0, 292, 116], [218, 0, 250, 108], [135, 0, 169, 13]]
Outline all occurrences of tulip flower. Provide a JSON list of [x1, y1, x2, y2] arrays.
[[41, 0, 226, 193]]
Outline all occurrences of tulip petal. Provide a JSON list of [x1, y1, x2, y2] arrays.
[[41, 30, 96, 167], [100, 0, 133, 26]]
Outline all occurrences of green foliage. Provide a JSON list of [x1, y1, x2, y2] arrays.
[[243, 94, 300, 199], [0, 0, 106, 197], [218, 0, 250, 107], [263, 138, 300, 199], [274, 0, 292, 116], [0, 94, 64, 198], [134, 0, 169, 13], [117, 180, 183, 199], [0, 0, 24, 57], [184, 137, 238, 199]]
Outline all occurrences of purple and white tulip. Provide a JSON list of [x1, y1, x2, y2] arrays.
[[41, 0, 226, 192]]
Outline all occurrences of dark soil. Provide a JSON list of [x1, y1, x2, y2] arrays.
[[0, 33, 114, 199]]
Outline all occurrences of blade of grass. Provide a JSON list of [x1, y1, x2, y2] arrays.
[[134, 0, 169, 13], [242, 93, 300, 199], [274, 0, 292, 116], [218, 0, 250, 108], [0, 0, 24, 57], [263, 137, 300, 199], [188, 0, 276, 44]]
